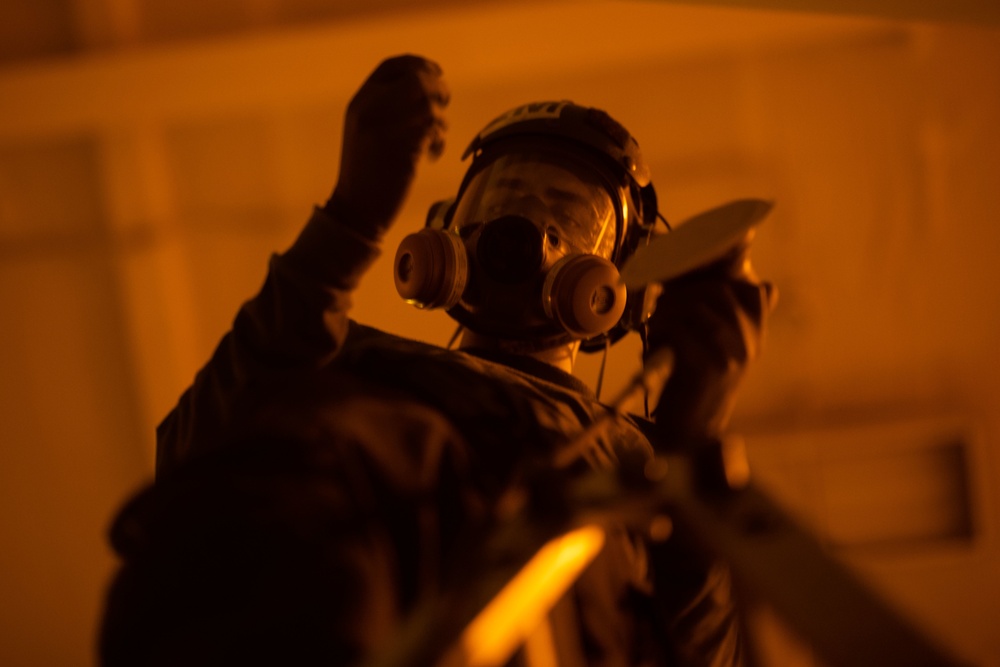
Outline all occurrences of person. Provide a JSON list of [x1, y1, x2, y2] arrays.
[[99, 55, 774, 667]]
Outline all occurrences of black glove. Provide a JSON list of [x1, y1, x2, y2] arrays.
[[326, 54, 450, 240], [643, 235, 776, 440]]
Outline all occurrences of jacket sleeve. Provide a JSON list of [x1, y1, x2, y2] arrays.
[[155, 206, 382, 477], [649, 536, 746, 667]]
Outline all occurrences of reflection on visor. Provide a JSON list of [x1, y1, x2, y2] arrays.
[[451, 153, 618, 259]]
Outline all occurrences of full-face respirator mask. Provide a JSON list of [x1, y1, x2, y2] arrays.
[[393, 101, 659, 352]]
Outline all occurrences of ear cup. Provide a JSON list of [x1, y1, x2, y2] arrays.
[[543, 254, 627, 338], [394, 229, 468, 309]]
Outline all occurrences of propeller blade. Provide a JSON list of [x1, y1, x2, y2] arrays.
[[620, 199, 774, 288]]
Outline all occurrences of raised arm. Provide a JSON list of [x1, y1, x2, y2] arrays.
[[643, 237, 775, 440], [156, 55, 449, 476], [640, 236, 775, 666]]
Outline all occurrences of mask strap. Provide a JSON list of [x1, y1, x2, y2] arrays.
[[594, 337, 611, 400], [640, 323, 651, 419], [657, 211, 672, 232], [447, 324, 464, 350]]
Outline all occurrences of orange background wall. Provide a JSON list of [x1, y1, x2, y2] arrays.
[[1, 1, 998, 665]]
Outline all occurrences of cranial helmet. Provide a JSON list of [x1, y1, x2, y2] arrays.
[[394, 101, 660, 352]]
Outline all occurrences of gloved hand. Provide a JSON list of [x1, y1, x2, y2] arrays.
[[644, 234, 776, 440], [325, 54, 450, 240]]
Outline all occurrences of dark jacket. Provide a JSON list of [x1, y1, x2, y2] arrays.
[[134, 207, 742, 666]]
